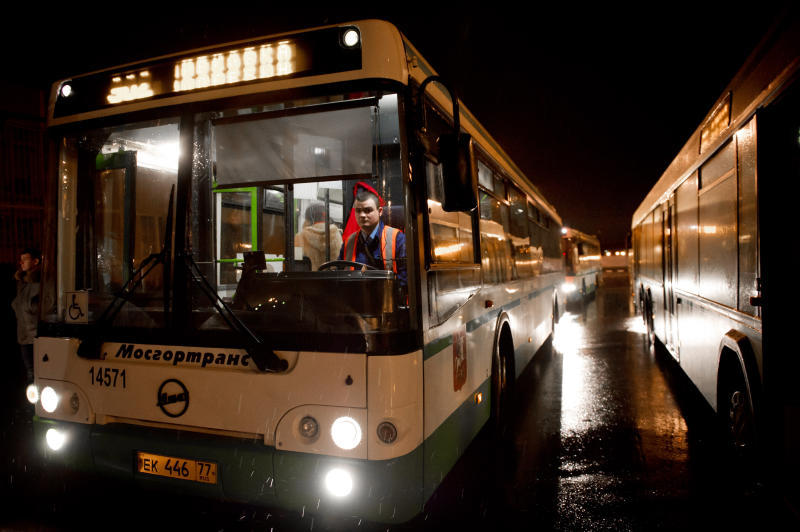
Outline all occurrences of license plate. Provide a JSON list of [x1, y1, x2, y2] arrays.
[[136, 451, 218, 484]]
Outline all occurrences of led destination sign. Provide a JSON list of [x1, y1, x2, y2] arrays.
[[53, 27, 362, 118]]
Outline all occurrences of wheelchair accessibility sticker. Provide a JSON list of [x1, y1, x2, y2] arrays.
[[65, 291, 88, 324]]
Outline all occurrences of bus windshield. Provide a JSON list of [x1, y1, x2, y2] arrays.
[[50, 93, 409, 339]]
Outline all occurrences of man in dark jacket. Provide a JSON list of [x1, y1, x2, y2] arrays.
[[11, 247, 40, 384]]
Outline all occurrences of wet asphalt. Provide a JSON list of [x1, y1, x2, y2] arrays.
[[1, 274, 798, 530]]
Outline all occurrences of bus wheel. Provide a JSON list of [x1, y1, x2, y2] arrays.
[[491, 329, 515, 438], [719, 364, 756, 459]]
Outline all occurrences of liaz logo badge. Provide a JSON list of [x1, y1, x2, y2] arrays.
[[157, 379, 189, 418]]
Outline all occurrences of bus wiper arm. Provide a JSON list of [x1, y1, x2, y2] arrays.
[[182, 252, 288, 373], [76, 249, 167, 359], [77, 186, 175, 359]]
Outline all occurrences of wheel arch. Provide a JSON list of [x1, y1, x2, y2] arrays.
[[492, 312, 515, 365], [716, 330, 762, 420]]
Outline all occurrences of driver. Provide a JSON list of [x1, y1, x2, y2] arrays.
[[338, 182, 406, 286]]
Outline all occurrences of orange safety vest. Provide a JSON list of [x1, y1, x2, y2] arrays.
[[343, 225, 400, 273]]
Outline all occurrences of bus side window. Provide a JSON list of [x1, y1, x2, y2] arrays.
[[676, 173, 699, 293], [426, 159, 480, 325], [427, 161, 474, 264], [507, 184, 532, 278], [737, 118, 758, 315], [479, 187, 513, 284], [698, 141, 737, 307], [528, 216, 544, 276]]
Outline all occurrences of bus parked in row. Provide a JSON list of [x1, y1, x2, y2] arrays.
[[32, 19, 566, 523], [631, 10, 800, 492], [560, 226, 601, 302]]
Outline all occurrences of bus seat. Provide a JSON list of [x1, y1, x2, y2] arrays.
[[382, 205, 405, 232], [293, 257, 312, 272], [242, 251, 267, 271]]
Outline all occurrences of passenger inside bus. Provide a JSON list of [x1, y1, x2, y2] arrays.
[[338, 182, 406, 286], [294, 201, 343, 271]]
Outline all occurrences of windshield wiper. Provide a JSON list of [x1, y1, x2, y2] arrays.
[[182, 252, 288, 373], [76, 184, 286, 373]]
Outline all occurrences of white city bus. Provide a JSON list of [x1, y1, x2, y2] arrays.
[[560, 226, 601, 302], [631, 10, 800, 489], [32, 19, 566, 523]]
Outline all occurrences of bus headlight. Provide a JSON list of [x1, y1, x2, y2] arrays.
[[26, 384, 39, 404], [342, 29, 360, 48], [41, 386, 60, 413], [562, 282, 576, 293], [324, 468, 353, 497], [331, 416, 362, 450], [45, 428, 67, 451]]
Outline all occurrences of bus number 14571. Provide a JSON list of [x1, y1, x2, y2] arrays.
[[89, 366, 127, 388]]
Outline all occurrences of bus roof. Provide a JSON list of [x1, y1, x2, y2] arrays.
[[46, 18, 561, 224], [47, 20, 409, 126], [631, 10, 800, 228], [562, 226, 599, 246]]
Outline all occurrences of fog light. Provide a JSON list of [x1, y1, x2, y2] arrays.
[[376, 421, 397, 444], [324, 468, 353, 497], [299, 415, 319, 440], [342, 29, 360, 47], [26, 384, 39, 404], [45, 428, 66, 451], [331, 416, 362, 450], [41, 386, 60, 413]]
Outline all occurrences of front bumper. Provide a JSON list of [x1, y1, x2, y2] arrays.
[[34, 418, 424, 523]]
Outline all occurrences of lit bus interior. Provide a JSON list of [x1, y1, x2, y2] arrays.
[[49, 93, 409, 347]]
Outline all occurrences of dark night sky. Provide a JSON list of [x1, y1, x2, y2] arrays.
[[2, 2, 789, 248]]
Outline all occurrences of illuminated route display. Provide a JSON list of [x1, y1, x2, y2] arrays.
[[53, 26, 362, 118]]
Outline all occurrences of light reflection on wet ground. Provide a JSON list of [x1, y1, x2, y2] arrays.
[[420, 275, 798, 531], [550, 277, 696, 530], [1, 274, 798, 530]]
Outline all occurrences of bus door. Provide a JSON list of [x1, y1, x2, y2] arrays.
[[94, 151, 137, 289], [215, 187, 258, 300], [662, 197, 679, 361]]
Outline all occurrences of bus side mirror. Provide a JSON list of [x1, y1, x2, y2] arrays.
[[416, 75, 477, 213], [439, 132, 477, 212]]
